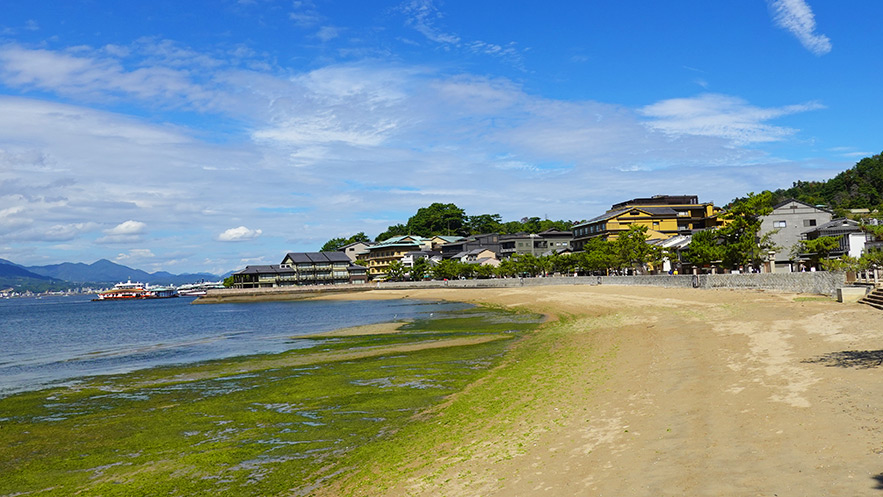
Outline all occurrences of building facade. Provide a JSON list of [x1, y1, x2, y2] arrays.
[[231, 252, 367, 288], [760, 199, 834, 272], [499, 229, 573, 258], [571, 195, 722, 251], [439, 234, 501, 259], [802, 218, 871, 260], [338, 241, 374, 262], [362, 236, 433, 277]]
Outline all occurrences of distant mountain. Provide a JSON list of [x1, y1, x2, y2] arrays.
[[22, 259, 222, 286], [0, 261, 55, 281], [0, 260, 70, 292]]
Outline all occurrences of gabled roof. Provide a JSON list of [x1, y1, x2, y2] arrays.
[[375, 235, 429, 245], [803, 218, 861, 235], [339, 241, 374, 250], [431, 235, 464, 243], [771, 198, 834, 213]]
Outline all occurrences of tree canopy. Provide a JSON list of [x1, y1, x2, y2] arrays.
[[320, 232, 370, 252], [373, 203, 576, 242], [719, 191, 776, 269], [772, 151, 883, 210]]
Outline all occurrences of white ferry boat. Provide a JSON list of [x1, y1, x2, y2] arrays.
[[176, 281, 226, 297], [94, 280, 179, 301]]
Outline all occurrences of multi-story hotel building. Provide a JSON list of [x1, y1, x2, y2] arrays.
[[571, 195, 723, 252]]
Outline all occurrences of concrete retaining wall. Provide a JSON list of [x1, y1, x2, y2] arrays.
[[596, 272, 845, 296], [201, 271, 848, 302]]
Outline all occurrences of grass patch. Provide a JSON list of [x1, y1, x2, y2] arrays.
[[0, 305, 541, 496], [792, 296, 835, 302]]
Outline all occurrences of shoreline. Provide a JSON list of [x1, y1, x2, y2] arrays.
[[0, 299, 542, 496], [298, 285, 883, 496], [4, 285, 881, 495]]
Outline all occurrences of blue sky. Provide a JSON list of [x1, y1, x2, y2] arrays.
[[1, 0, 881, 274]]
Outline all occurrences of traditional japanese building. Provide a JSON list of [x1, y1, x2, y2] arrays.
[[231, 252, 367, 288]]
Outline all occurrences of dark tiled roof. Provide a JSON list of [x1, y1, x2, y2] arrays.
[[283, 251, 352, 264], [804, 218, 860, 235], [235, 265, 295, 275]]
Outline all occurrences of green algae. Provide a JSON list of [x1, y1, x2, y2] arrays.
[[0, 305, 542, 496], [322, 314, 618, 495]]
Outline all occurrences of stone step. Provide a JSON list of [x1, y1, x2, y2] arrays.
[[861, 299, 883, 311], [859, 289, 883, 309]]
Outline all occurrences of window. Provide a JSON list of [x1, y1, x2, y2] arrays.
[[803, 219, 817, 227], [773, 221, 787, 228]]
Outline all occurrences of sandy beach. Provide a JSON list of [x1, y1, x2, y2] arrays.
[[311, 284, 883, 496]]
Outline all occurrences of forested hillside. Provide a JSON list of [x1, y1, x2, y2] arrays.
[[772, 152, 883, 210]]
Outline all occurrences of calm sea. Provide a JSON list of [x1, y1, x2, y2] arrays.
[[0, 295, 467, 398]]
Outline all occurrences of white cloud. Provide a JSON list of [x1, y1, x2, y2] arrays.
[[0, 206, 30, 232], [20, 223, 96, 242], [398, 0, 523, 66], [0, 42, 222, 109], [96, 220, 148, 244], [0, 42, 841, 273], [639, 94, 824, 145], [768, 0, 832, 55], [289, 1, 321, 27], [400, 0, 461, 45], [316, 26, 341, 42], [106, 220, 147, 235], [115, 249, 155, 263], [218, 226, 262, 242]]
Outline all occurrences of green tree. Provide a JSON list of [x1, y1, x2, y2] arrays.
[[466, 214, 503, 234], [860, 248, 883, 269], [510, 253, 541, 276], [578, 237, 617, 274], [473, 264, 496, 279], [719, 191, 776, 269], [550, 253, 578, 275], [375, 224, 409, 242], [431, 259, 461, 280], [410, 257, 431, 281], [683, 229, 725, 268], [613, 224, 661, 274], [821, 255, 862, 272], [320, 232, 370, 252], [772, 152, 883, 210], [385, 260, 407, 281], [223, 275, 234, 287], [406, 203, 467, 236], [495, 258, 518, 277], [797, 236, 842, 268]]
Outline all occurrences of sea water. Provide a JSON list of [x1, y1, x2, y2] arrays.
[[0, 295, 468, 397]]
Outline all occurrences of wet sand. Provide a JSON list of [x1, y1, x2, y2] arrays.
[[312, 284, 883, 496]]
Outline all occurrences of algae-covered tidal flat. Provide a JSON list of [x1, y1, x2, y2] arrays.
[[0, 304, 542, 496]]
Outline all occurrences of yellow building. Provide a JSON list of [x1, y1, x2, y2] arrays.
[[571, 195, 722, 251], [361, 235, 429, 277]]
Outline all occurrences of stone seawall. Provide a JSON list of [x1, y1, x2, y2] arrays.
[[198, 272, 847, 303]]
